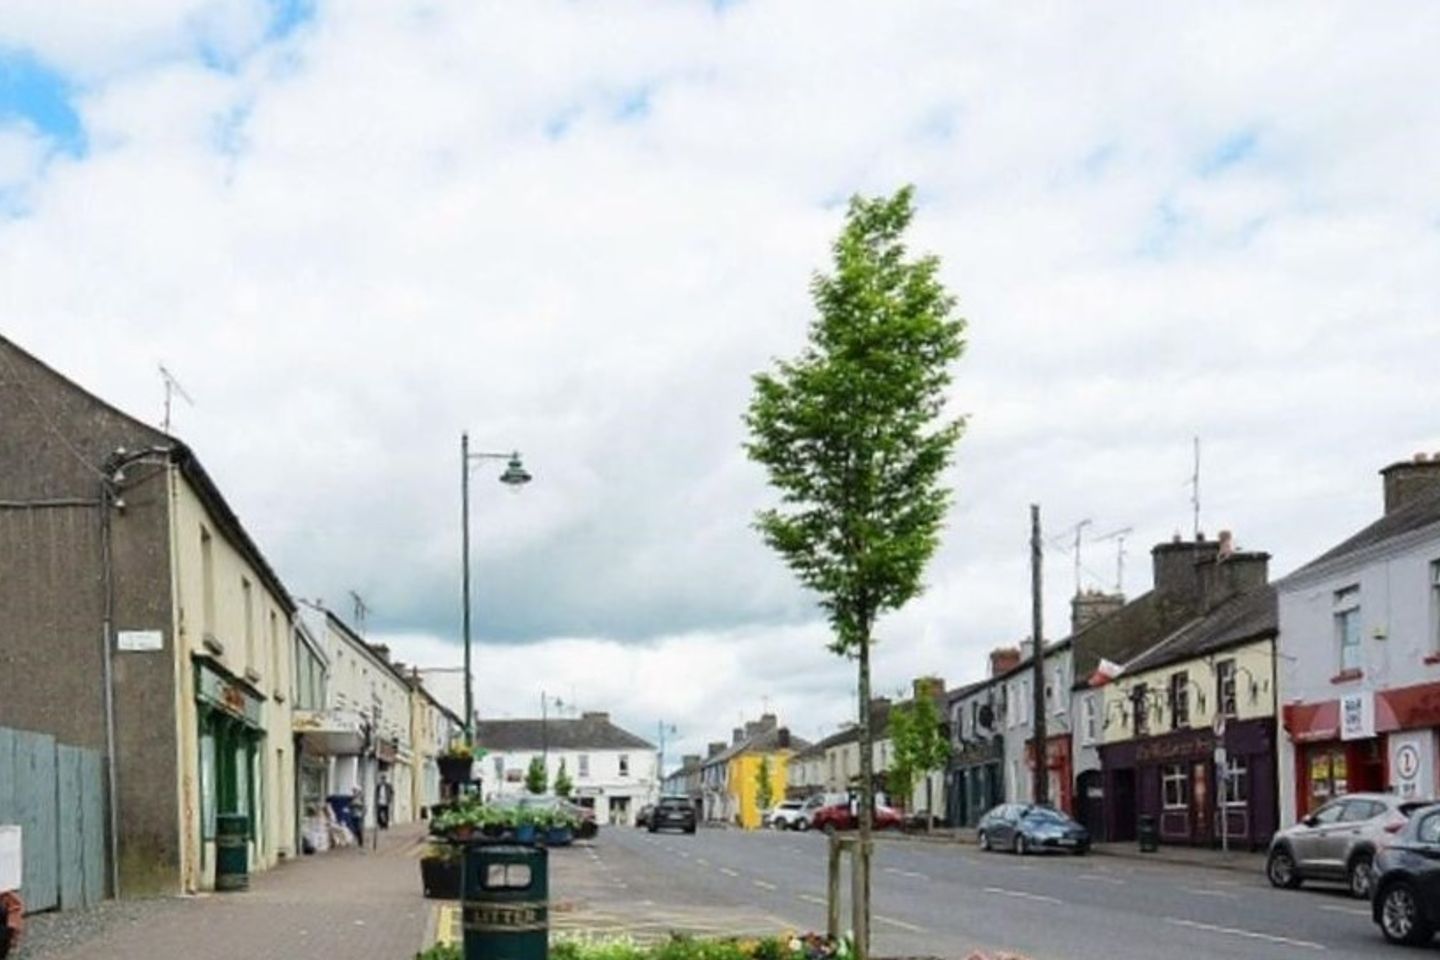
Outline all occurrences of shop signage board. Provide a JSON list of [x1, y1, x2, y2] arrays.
[[1136, 731, 1214, 764], [1389, 730, 1436, 799], [117, 629, 164, 652], [195, 661, 264, 727], [1340, 693, 1375, 741]]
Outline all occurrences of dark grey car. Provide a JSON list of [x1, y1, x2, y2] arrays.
[[1267, 793, 1428, 899]]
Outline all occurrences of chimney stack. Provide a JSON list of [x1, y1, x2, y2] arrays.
[[707, 741, 727, 758], [682, 753, 701, 769], [1071, 590, 1124, 635], [1151, 535, 1222, 605], [732, 727, 745, 745], [912, 676, 945, 702], [989, 647, 1021, 677], [1381, 454, 1440, 516], [581, 711, 610, 723]]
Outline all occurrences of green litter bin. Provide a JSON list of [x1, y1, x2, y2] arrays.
[[216, 813, 250, 891], [1137, 814, 1158, 853], [462, 843, 548, 960]]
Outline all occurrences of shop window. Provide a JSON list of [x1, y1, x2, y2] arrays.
[[1334, 586, 1361, 672], [1307, 747, 1350, 806], [1169, 671, 1190, 729], [1162, 764, 1189, 809], [1222, 755, 1248, 806], [1216, 659, 1237, 718]]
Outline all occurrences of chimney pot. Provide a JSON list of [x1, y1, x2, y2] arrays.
[[1382, 457, 1440, 515]]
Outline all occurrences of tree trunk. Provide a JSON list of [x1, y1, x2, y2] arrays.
[[855, 633, 872, 959]]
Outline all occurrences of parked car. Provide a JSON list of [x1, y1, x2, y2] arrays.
[[649, 796, 697, 834], [635, 803, 655, 829], [812, 801, 903, 833], [976, 803, 1090, 855], [1267, 793, 1427, 899], [1372, 802, 1440, 945], [765, 800, 808, 830]]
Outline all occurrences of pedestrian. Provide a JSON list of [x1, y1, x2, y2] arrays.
[[376, 774, 394, 830], [349, 785, 365, 845]]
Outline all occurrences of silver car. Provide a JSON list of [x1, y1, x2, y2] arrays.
[[1267, 793, 1428, 899]]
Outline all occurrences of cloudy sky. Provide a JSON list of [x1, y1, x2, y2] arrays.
[[4, 1, 1438, 760]]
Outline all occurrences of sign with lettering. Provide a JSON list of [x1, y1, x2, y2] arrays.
[[195, 662, 264, 727], [1136, 731, 1214, 765], [117, 630, 164, 652], [1340, 693, 1374, 741], [1389, 731, 1435, 800], [463, 901, 548, 933]]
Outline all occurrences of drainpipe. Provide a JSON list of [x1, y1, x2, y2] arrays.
[[99, 479, 122, 900]]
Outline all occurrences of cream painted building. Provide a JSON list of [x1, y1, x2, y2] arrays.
[[409, 674, 462, 817]]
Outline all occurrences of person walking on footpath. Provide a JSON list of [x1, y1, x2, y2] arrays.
[[376, 774, 394, 830]]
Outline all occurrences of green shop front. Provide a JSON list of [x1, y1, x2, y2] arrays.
[[195, 658, 267, 889]]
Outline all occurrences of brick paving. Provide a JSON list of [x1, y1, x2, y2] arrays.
[[20, 823, 436, 960]]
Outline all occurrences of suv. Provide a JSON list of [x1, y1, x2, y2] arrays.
[[648, 796, 697, 834], [1267, 793, 1427, 898]]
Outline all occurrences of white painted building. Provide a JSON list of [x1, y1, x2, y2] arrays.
[[1278, 456, 1440, 826], [293, 604, 416, 831], [474, 712, 656, 826]]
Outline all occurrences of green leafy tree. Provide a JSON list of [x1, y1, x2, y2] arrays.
[[745, 185, 965, 956], [755, 754, 775, 816], [554, 758, 573, 799], [888, 690, 950, 829], [525, 755, 548, 795]]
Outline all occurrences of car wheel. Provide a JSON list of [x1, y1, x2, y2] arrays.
[[1266, 847, 1301, 889], [1347, 852, 1375, 900], [1015, 833, 1028, 856], [978, 830, 990, 852], [1380, 882, 1434, 946], [648, 824, 657, 834], [797, 819, 810, 832], [823, 822, 837, 836]]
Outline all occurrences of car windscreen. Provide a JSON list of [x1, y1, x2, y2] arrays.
[[1023, 808, 1068, 824]]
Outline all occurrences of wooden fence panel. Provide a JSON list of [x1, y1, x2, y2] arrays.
[[79, 750, 105, 906], [56, 745, 84, 909], [13, 730, 58, 912]]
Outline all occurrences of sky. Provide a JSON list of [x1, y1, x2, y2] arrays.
[[4, 1, 1439, 763]]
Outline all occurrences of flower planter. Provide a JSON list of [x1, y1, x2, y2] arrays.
[[545, 826, 573, 847], [420, 856, 461, 900], [437, 756, 474, 784], [514, 824, 538, 845]]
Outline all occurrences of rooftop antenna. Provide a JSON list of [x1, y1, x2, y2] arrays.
[[1047, 518, 1093, 596], [1190, 437, 1201, 540], [349, 590, 371, 636], [1095, 526, 1134, 593], [158, 364, 194, 434]]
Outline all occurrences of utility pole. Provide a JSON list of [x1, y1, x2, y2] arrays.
[[461, 433, 474, 744], [1031, 504, 1049, 807]]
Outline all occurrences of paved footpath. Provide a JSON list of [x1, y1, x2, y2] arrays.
[[19, 823, 434, 960]]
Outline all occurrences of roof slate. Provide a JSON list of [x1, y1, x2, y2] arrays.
[[474, 716, 655, 752], [1293, 488, 1440, 575], [1121, 585, 1278, 675]]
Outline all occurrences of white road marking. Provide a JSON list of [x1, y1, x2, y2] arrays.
[[1320, 904, 1370, 918], [696, 858, 711, 867], [874, 915, 928, 933], [1077, 874, 1126, 885], [799, 894, 828, 906], [883, 868, 930, 880], [984, 887, 1063, 905], [719, 867, 740, 877], [1164, 917, 1326, 951], [1181, 887, 1237, 899], [753, 880, 778, 891]]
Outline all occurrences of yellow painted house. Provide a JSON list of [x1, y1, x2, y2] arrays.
[[700, 717, 809, 828]]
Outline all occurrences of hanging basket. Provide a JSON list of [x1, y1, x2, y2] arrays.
[[438, 756, 474, 784]]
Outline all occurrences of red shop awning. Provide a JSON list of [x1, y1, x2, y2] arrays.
[[1283, 701, 1339, 743]]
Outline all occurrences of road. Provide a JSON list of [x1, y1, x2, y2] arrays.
[[569, 826, 1398, 960]]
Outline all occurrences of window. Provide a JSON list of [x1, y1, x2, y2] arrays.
[[1169, 671, 1189, 729], [578, 754, 590, 778], [1431, 561, 1440, 652], [1335, 586, 1361, 672], [970, 701, 980, 735], [1162, 764, 1189, 809], [1018, 679, 1030, 726], [1052, 665, 1066, 715], [1132, 684, 1150, 736], [242, 578, 255, 673], [1222, 755, 1248, 806], [1216, 659, 1237, 718], [1082, 694, 1097, 745], [201, 527, 216, 637], [619, 754, 630, 777], [269, 611, 280, 689]]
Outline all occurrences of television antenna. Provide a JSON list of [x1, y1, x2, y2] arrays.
[[158, 364, 194, 434], [349, 590, 371, 636], [1047, 518, 1092, 596], [1189, 437, 1202, 540], [1094, 526, 1134, 593]]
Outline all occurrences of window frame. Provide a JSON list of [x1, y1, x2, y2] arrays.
[[1334, 585, 1362, 672], [577, 754, 590, 779], [619, 754, 630, 777], [1216, 658, 1237, 718], [1430, 560, 1440, 654], [1222, 754, 1248, 807], [1082, 694, 1097, 746], [1132, 684, 1150, 737], [1162, 763, 1189, 809], [1170, 671, 1190, 730]]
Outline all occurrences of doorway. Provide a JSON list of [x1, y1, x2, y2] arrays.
[[1076, 770, 1104, 841], [1110, 768, 1137, 842]]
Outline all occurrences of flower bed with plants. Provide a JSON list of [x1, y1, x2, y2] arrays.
[[428, 798, 582, 846], [415, 933, 859, 960]]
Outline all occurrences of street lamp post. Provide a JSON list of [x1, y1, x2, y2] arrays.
[[461, 432, 532, 746]]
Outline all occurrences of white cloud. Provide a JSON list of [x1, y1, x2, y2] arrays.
[[3, 1, 1440, 749]]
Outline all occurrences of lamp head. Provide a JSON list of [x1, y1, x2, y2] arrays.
[[499, 453, 532, 490]]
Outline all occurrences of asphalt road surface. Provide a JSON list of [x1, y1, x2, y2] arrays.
[[574, 825, 1401, 960]]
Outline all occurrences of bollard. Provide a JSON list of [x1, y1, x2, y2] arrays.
[[1137, 814, 1158, 853], [462, 843, 548, 960], [215, 813, 250, 891]]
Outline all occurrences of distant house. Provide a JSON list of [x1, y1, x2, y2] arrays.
[[661, 754, 704, 807], [698, 715, 808, 829], [474, 712, 656, 826]]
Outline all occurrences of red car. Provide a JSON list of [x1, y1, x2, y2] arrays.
[[812, 802, 903, 833]]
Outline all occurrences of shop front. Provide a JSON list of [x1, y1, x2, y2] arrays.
[[1100, 719, 1276, 848], [947, 736, 1005, 828], [1024, 734, 1073, 816], [195, 658, 267, 886], [293, 708, 367, 852], [1283, 685, 1440, 818]]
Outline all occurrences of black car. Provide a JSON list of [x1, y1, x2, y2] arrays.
[[977, 803, 1090, 855], [649, 796, 697, 834], [635, 803, 655, 829], [1373, 802, 1440, 945]]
